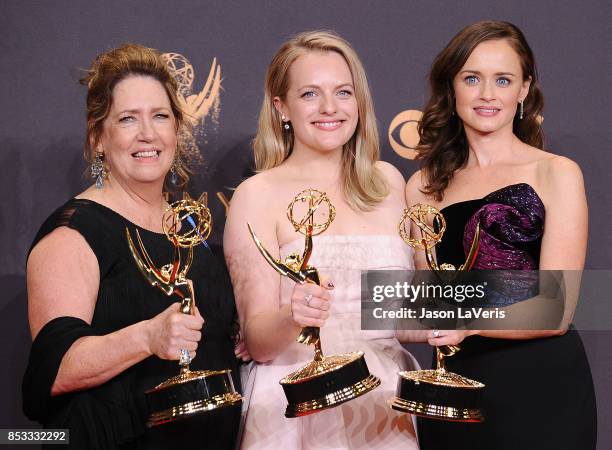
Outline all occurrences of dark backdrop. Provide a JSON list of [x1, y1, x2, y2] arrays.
[[2, 1, 610, 448]]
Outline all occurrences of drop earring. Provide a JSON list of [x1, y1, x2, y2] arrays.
[[519, 99, 524, 120], [91, 152, 107, 189], [281, 114, 290, 130], [170, 154, 182, 185]]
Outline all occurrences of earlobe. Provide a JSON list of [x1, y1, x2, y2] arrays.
[[92, 143, 102, 158], [272, 97, 286, 119], [521, 76, 532, 98]]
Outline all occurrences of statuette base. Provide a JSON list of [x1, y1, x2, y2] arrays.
[[280, 352, 380, 418]]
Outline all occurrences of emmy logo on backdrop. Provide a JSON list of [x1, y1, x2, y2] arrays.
[[389, 203, 486, 422], [126, 198, 241, 427], [248, 188, 381, 418], [162, 52, 222, 167]]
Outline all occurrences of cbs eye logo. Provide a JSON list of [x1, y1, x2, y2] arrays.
[[388, 110, 423, 160]]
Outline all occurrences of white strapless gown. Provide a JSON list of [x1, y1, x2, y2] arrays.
[[241, 235, 420, 449]]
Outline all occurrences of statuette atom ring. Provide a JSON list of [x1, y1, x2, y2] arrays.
[[399, 203, 446, 251], [162, 199, 212, 248], [287, 188, 336, 236]]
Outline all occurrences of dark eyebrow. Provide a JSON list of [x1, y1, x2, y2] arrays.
[[460, 70, 517, 77]]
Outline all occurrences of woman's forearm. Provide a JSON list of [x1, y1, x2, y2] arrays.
[[51, 320, 152, 395], [244, 304, 303, 363], [395, 329, 430, 343]]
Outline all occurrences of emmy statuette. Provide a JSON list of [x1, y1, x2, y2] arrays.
[[389, 204, 485, 422], [248, 188, 381, 418], [126, 198, 242, 427]]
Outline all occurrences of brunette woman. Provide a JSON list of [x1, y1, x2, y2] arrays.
[[406, 21, 596, 449]]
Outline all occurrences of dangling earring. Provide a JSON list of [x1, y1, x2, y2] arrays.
[[91, 152, 107, 189], [281, 114, 290, 130], [170, 153, 182, 185], [519, 99, 524, 120]]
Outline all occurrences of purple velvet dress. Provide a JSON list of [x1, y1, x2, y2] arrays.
[[417, 184, 597, 450]]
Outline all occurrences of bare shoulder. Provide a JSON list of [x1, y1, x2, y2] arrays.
[[229, 171, 281, 215], [533, 152, 585, 208], [541, 153, 582, 178], [404, 169, 429, 205], [537, 153, 584, 191], [28, 226, 99, 337], [232, 171, 275, 199], [224, 169, 283, 260], [376, 161, 406, 191]]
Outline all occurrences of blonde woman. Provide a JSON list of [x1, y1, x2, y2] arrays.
[[224, 31, 419, 449]]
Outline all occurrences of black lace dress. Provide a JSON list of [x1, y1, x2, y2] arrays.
[[417, 184, 597, 450], [23, 199, 241, 449]]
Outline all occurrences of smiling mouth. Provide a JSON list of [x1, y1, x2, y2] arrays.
[[473, 107, 500, 115], [313, 120, 343, 130], [132, 150, 161, 158]]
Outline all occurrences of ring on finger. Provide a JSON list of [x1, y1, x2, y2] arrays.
[[179, 348, 192, 366], [304, 293, 313, 306], [432, 329, 440, 338]]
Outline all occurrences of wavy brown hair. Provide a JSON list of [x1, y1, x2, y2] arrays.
[[80, 43, 192, 189], [416, 21, 544, 201]]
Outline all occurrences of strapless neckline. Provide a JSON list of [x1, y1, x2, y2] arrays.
[[279, 233, 413, 271], [440, 183, 544, 214], [279, 233, 408, 250]]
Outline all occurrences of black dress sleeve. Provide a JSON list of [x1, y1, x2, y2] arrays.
[[24, 199, 242, 449], [22, 316, 99, 421]]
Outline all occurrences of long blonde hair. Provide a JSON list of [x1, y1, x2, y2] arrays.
[[253, 30, 388, 211]]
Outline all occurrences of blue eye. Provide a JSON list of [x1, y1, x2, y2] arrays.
[[119, 115, 135, 123], [497, 78, 511, 86], [465, 75, 479, 85], [154, 113, 170, 119], [337, 89, 353, 97], [301, 91, 316, 98]]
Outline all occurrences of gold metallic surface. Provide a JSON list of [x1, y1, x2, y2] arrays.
[[127, 198, 213, 368], [285, 374, 381, 418], [287, 188, 336, 236], [399, 203, 480, 272], [146, 369, 233, 392], [399, 203, 446, 251], [162, 199, 212, 248], [127, 198, 241, 425], [248, 188, 337, 355], [247, 223, 308, 284], [389, 397, 484, 422], [147, 392, 243, 427], [397, 370, 484, 389], [249, 189, 380, 416], [280, 352, 363, 384], [394, 203, 485, 421]]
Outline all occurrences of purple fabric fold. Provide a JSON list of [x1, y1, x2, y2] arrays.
[[464, 183, 544, 270]]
